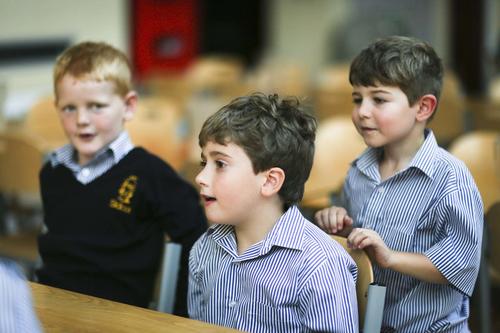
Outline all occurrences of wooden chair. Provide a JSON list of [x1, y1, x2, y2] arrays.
[[448, 130, 500, 212], [331, 235, 385, 332], [303, 116, 366, 209], [140, 72, 192, 106], [476, 201, 500, 333], [428, 70, 466, 147], [450, 132, 500, 333], [185, 56, 245, 97], [247, 60, 309, 98], [313, 64, 353, 121], [486, 202, 500, 285], [0, 131, 46, 276], [0, 130, 48, 206], [126, 97, 190, 171], [23, 95, 67, 149]]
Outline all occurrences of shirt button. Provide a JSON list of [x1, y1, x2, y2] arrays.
[[81, 168, 90, 177], [228, 301, 237, 307], [377, 187, 385, 193]]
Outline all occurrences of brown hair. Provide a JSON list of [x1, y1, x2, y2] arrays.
[[350, 36, 443, 118], [199, 93, 317, 207]]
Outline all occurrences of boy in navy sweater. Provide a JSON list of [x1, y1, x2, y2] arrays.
[[36, 41, 206, 316]]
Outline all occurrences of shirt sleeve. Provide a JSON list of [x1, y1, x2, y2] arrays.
[[298, 255, 359, 332], [0, 260, 42, 333], [424, 186, 483, 296]]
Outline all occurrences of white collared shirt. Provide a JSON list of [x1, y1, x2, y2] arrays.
[[50, 131, 134, 184], [342, 129, 483, 332], [188, 205, 359, 333]]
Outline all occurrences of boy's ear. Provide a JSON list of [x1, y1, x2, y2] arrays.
[[261, 167, 285, 197], [123, 91, 138, 121], [416, 94, 437, 122]]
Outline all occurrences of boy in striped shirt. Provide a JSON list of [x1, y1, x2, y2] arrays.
[[188, 93, 358, 332], [315, 36, 483, 332]]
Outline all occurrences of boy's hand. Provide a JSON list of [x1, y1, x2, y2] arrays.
[[347, 228, 393, 269], [314, 206, 353, 236]]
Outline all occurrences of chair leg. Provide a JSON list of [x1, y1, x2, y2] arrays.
[[478, 223, 491, 333]]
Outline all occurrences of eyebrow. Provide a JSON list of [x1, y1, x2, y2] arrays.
[[370, 89, 391, 94], [200, 151, 232, 159], [352, 89, 392, 96]]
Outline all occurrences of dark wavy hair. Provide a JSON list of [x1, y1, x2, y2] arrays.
[[350, 36, 443, 119], [199, 93, 317, 208]]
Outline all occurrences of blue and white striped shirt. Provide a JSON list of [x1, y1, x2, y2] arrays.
[[341, 129, 483, 333], [50, 131, 134, 184], [188, 205, 359, 333], [0, 260, 42, 333]]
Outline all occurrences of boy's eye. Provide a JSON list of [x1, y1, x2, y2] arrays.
[[88, 103, 105, 112], [352, 97, 362, 105], [215, 160, 226, 169], [373, 97, 386, 104], [61, 105, 76, 113], [199, 160, 207, 167]]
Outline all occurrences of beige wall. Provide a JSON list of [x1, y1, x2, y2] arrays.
[[0, 0, 128, 120], [0, 0, 128, 51], [266, 0, 450, 75]]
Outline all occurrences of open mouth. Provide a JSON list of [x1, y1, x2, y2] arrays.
[[78, 133, 95, 140], [201, 194, 216, 204]]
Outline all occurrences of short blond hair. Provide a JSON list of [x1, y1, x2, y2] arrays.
[[53, 41, 132, 98]]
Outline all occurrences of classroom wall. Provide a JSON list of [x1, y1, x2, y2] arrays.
[[0, 0, 496, 121], [0, 0, 128, 121], [0, 0, 128, 51], [266, 0, 450, 75]]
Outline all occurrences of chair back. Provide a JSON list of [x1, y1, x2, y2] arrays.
[[303, 116, 365, 208], [429, 71, 466, 146], [448, 131, 500, 211], [24, 95, 67, 148], [126, 97, 190, 171], [313, 64, 353, 121], [248, 60, 309, 98], [0, 131, 47, 198], [331, 234, 374, 328], [156, 241, 182, 314], [486, 202, 500, 283], [185, 56, 244, 96]]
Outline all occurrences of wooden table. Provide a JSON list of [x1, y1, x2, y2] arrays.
[[30, 282, 241, 333]]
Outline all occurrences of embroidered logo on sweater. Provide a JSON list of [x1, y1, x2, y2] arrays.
[[109, 175, 138, 213]]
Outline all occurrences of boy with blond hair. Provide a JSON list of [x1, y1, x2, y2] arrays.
[[315, 36, 483, 332], [36, 41, 206, 316], [188, 93, 358, 333]]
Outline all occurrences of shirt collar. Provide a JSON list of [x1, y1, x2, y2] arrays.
[[208, 205, 306, 253], [354, 129, 438, 181], [50, 131, 133, 168], [406, 129, 438, 178]]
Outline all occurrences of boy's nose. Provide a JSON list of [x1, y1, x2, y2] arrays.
[[357, 101, 371, 118], [195, 168, 206, 187], [76, 109, 90, 124]]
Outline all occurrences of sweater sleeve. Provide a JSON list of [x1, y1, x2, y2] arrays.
[[146, 156, 207, 316]]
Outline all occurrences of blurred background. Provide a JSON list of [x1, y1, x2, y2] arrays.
[[0, 0, 499, 331]]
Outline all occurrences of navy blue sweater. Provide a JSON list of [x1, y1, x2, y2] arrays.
[[37, 148, 206, 316]]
